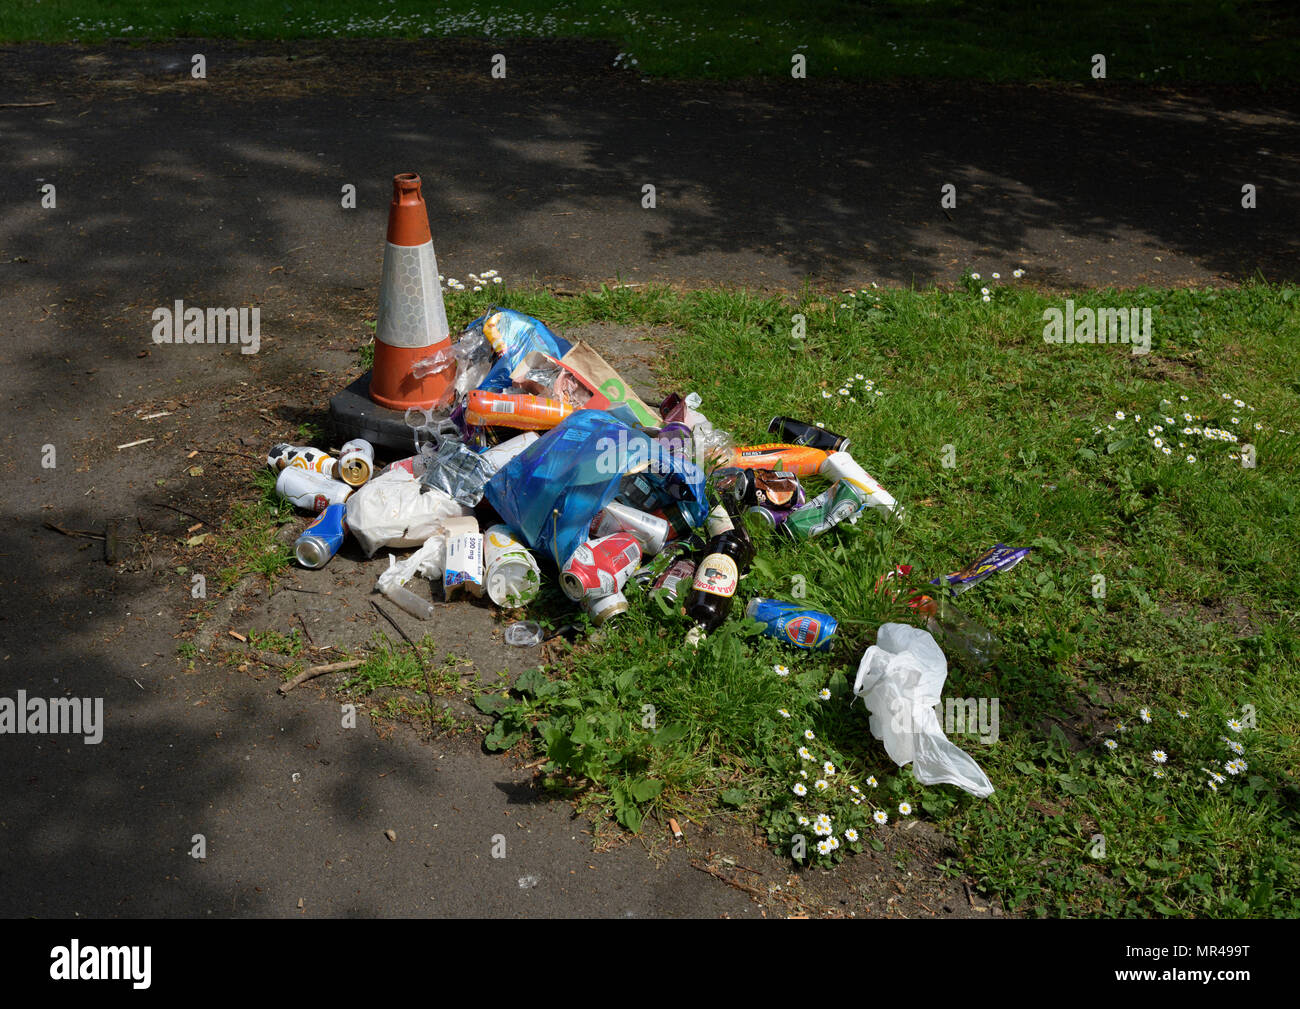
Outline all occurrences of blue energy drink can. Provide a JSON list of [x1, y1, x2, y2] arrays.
[[745, 598, 837, 651], [295, 502, 347, 569]]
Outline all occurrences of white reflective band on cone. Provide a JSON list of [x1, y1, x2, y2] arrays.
[[375, 241, 450, 349]]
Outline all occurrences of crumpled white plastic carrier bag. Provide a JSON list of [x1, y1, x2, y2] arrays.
[[851, 622, 994, 798], [344, 467, 470, 557]]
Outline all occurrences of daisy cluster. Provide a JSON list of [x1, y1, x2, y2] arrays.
[[969, 268, 1026, 302], [1095, 391, 1289, 465], [440, 270, 503, 293], [820, 373, 883, 403], [772, 663, 913, 864], [1102, 704, 1254, 792]]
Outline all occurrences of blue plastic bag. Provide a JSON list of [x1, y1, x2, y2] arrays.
[[466, 308, 571, 393], [485, 408, 708, 567]]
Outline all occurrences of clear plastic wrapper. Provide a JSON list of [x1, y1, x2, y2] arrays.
[[418, 438, 496, 508]]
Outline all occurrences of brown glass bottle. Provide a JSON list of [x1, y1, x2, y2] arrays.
[[683, 508, 753, 639]]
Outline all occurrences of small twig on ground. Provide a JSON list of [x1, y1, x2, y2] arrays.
[[189, 448, 262, 461], [148, 501, 215, 527], [294, 612, 315, 647], [691, 860, 766, 899], [43, 521, 105, 540], [370, 599, 415, 648], [0, 100, 55, 108], [279, 658, 365, 694]]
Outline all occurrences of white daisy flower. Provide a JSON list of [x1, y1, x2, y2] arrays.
[[873, 810, 888, 825], [1139, 708, 1152, 723], [866, 776, 878, 788], [991, 272, 1000, 279], [1013, 269, 1024, 277], [774, 665, 789, 677], [971, 272, 980, 280], [813, 814, 833, 836], [818, 688, 831, 700], [1153, 437, 1164, 448], [823, 761, 836, 776], [804, 730, 816, 741], [1115, 410, 1126, 421], [1162, 446, 1172, 455], [1176, 709, 1189, 719], [798, 746, 813, 761], [981, 294, 991, 303], [816, 838, 832, 855], [793, 782, 808, 796], [980, 287, 990, 295], [821, 390, 832, 399], [814, 779, 829, 792], [1186, 454, 1196, 463], [1153, 767, 1167, 779], [1227, 718, 1243, 733], [1152, 750, 1167, 764], [898, 802, 912, 816], [797, 815, 810, 826], [1104, 739, 1118, 751], [778, 708, 791, 719], [845, 828, 859, 842]]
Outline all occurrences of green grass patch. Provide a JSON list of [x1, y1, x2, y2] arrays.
[[217, 467, 296, 590], [464, 277, 1299, 917], [5, 0, 1298, 83]]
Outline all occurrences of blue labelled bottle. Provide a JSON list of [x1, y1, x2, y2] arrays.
[[745, 598, 837, 651], [295, 502, 347, 569]]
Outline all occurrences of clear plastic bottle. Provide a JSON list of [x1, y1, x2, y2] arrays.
[[919, 595, 1001, 666]]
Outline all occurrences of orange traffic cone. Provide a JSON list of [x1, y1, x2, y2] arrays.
[[368, 173, 454, 411]]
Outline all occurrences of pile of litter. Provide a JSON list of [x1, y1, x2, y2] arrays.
[[260, 305, 1037, 797]]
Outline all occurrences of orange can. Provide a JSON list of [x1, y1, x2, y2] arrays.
[[465, 390, 574, 431], [728, 443, 829, 477]]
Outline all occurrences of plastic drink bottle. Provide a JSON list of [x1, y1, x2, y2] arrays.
[[728, 443, 829, 477], [466, 390, 574, 430]]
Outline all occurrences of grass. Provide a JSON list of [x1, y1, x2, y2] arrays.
[[217, 467, 296, 590], [4, 0, 1298, 83], [443, 276, 1299, 917], [344, 635, 479, 734]]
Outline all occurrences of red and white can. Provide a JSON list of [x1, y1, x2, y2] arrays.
[[560, 533, 642, 602], [275, 467, 352, 513]]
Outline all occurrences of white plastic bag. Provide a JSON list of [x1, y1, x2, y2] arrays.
[[851, 623, 994, 798], [344, 467, 470, 557]]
